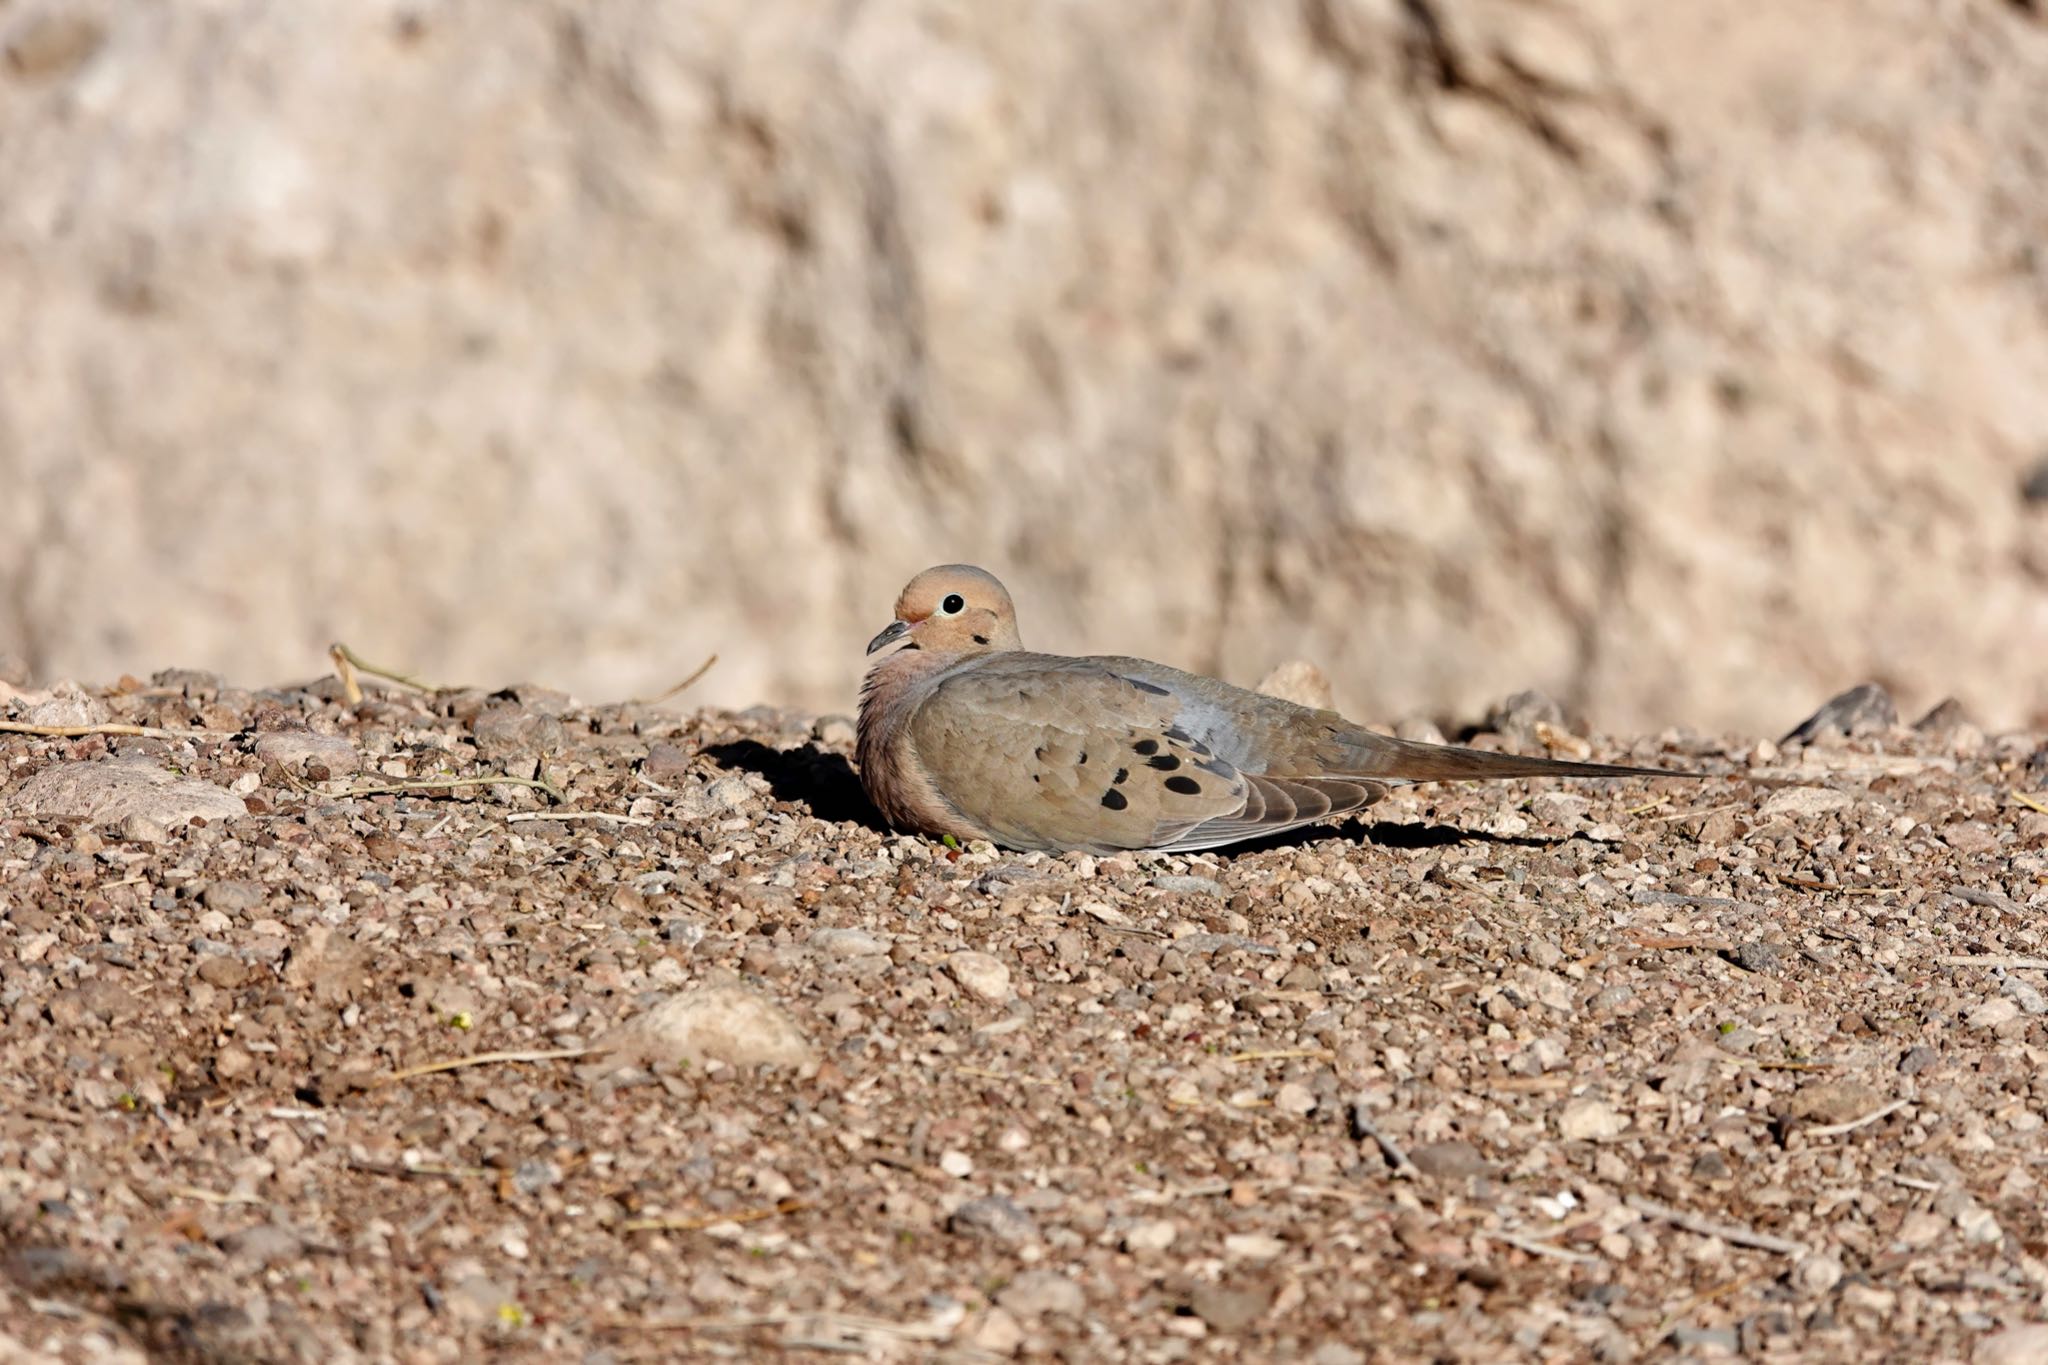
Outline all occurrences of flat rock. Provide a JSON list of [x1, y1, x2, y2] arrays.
[[471, 705, 565, 759], [1223, 1232, 1287, 1263], [1409, 1140, 1492, 1180], [1968, 998, 2022, 1030], [1788, 1079, 1885, 1126], [1760, 786, 1853, 819], [810, 927, 890, 959], [202, 879, 267, 914], [996, 1269, 1084, 1320], [1558, 1097, 1628, 1142], [602, 981, 814, 1069], [253, 730, 362, 774], [1187, 1283, 1273, 1333], [21, 684, 112, 728], [13, 757, 247, 830]]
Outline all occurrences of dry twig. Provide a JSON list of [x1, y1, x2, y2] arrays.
[[165, 1186, 265, 1207], [505, 809, 654, 827], [329, 642, 438, 703], [341, 773, 566, 804], [1656, 1271, 1769, 1336], [1626, 1195, 1807, 1256], [956, 1066, 1058, 1087], [1647, 801, 1743, 823], [614, 1303, 959, 1344], [1494, 1231, 1601, 1264], [626, 653, 720, 708], [1774, 875, 1893, 895], [376, 1046, 590, 1085], [348, 1159, 492, 1183], [0, 720, 208, 740], [1805, 1099, 1909, 1138], [1349, 1103, 1418, 1179]]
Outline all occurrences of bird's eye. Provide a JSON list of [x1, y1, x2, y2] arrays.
[[939, 593, 966, 615]]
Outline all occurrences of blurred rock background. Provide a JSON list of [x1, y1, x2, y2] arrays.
[[2, 0, 2046, 732]]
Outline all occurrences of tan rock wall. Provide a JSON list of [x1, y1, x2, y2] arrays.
[[3, 0, 2045, 729]]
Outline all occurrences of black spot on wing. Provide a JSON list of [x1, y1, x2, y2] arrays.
[[1114, 768, 1128, 784], [1164, 775, 1201, 796], [1146, 754, 1179, 771], [1127, 678, 1172, 696], [1078, 752, 1088, 765], [973, 634, 990, 645], [1101, 788, 1128, 811], [1132, 739, 1159, 756], [1034, 746, 1047, 761]]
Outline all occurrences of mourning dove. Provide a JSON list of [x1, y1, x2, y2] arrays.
[[857, 565, 1692, 854]]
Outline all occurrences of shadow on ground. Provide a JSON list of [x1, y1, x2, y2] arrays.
[[704, 740, 890, 832], [1223, 818, 1567, 857]]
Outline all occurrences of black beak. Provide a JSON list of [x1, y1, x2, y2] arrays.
[[865, 620, 912, 656]]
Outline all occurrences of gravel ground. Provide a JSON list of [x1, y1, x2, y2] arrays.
[[2, 670, 2047, 1363]]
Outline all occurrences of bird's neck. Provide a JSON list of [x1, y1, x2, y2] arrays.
[[858, 648, 955, 738], [856, 647, 982, 835]]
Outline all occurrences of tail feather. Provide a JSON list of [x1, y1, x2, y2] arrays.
[[1332, 733, 1694, 785]]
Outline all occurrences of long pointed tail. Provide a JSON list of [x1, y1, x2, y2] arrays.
[[1340, 732, 1695, 784]]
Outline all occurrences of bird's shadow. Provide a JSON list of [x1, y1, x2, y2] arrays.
[[701, 741, 1560, 857], [1225, 818, 1566, 857], [704, 740, 892, 832]]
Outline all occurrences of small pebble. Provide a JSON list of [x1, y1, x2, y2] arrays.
[[1728, 941, 1785, 973], [947, 1195, 1036, 1245], [995, 1270, 1084, 1320], [1223, 1232, 1286, 1262], [1187, 1283, 1273, 1333], [1794, 1254, 1844, 1296], [1671, 1325, 1739, 1352], [1274, 1082, 1317, 1117], [1121, 1219, 1178, 1253], [810, 927, 889, 958], [202, 879, 265, 914], [1558, 1098, 1628, 1142], [946, 951, 1013, 1003], [1409, 1141, 1491, 1180]]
